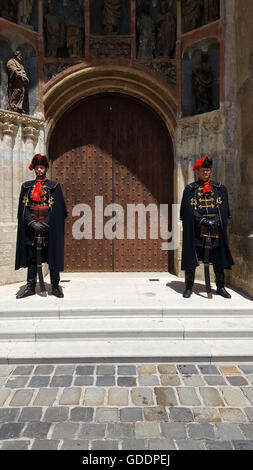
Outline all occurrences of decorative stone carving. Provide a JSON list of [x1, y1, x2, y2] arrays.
[[6, 51, 29, 115], [203, 0, 219, 24], [22, 125, 40, 141], [89, 37, 131, 59], [102, 0, 121, 35], [192, 51, 213, 114], [181, 0, 202, 33], [154, 0, 176, 58], [43, 63, 79, 82], [142, 61, 177, 84], [44, 3, 63, 58], [65, 4, 84, 58], [0, 0, 16, 22], [137, 2, 155, 58], [180, 121, 199, 139], [17, 0, 34, 27]]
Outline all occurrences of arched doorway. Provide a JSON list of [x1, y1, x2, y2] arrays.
[[49, 93, 174, 272]]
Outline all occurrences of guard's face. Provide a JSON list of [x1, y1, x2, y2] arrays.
[[196, 167, 212, 182], [34, 165, 47, 179]]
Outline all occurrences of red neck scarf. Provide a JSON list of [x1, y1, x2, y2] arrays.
[[30, 177, 47, 202], [199, 178, 211, 194]]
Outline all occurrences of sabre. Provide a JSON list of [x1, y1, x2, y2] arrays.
[[36, 233, 47, 297], [202, 232, 217, 299]]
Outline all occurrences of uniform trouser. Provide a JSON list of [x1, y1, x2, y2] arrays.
[[185, 247, 225, 289], [26, 245, 60, 288]]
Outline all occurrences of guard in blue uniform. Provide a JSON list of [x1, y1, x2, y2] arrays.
[[15, 154, 67, 298], [180, 156, 234, 298]]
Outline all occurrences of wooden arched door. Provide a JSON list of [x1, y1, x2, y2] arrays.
[[49, 94, 174, 272]]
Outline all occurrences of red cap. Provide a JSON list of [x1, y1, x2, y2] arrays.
[[193, 156, 211, 171]]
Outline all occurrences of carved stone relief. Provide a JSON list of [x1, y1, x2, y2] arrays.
[[102, 0, 121, 35], [154, 0, 176, 58], [6, 50, 29, 114], [192, 51, 213, 114], [89, 37, 131, 59], [141, 61, 177, 84]]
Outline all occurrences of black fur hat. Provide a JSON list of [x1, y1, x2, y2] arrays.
[[29, 154, 49, 171]]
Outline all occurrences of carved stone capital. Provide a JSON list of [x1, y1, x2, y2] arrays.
[[2, 121, 18, 136], [22, 125, 40, 141]]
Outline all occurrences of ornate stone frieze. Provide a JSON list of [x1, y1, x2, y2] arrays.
[[43, 62, 82, 83], [89, 37, 131, 59], [140, 61, 177, 84], [0, 109, 44, 139]]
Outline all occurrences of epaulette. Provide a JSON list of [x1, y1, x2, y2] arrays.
[[211, 181, 222, 188], [22, 180, 59, 189], [188, 182, 199, 189], [22, 180, 36, 188]]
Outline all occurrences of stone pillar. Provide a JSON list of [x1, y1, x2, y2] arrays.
[[1, 121, 18, 223]]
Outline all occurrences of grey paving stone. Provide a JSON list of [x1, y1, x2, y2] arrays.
[[131, 388, 155, 406], [33, 388, 58, 406], [193, 408, 221, 424], [143, 407, 168, 422], [239, 424, 253, 440], [96, 376, 115, 386], [149, 439, 175, 450], [154, 388, 177, 406], [50, 376, 73, 387], [28, 376, 50, 388], [226, 376, 248, 386], [96, 365, 115, 375], [120, 407, 143, 422], [160, 375, 181, 386], [5, 376, 29, 389], [59, 387, 81, 405], [13, 366, 34, 376], [0, 408, 20, 423], [122, 439, 146, 450], [34, 365, 55, 375], [138, 375, 159, 386], [198, 365, 220, 375], [238, 365, 253, 375], [160, 422, 187, 439], [70, 407, 94, 422], [32, 439, 60, 450], [1, 440, 31, 450], [54, 365, 76, 375], [244, 408, 253, 422], [51, 422, 79, 440], [74, 376, 94, 386], [108, 388, 129, 406], [241, 387, 253, 405], [177, 364, 198, 375], [175, 439, 206, 450], [0, 365, 12, 376], [76, 365, 95, 375], [169, 407, 193, 422], [79, 423, 106, 439], [0, 377, 6, 387], [177, 387, 201, 406], [18, 407, 42, 422], [91, 440, 119, 450], [60, 440, 89, 450], [182, 375, 204, 386], [219, 387, 250, 407], [118, 366, 136, 375], [83, 388, 105, 406], [9, 389, 34, 407], [232, 440, 253, 450], [199, 387, 225, 406], [0, 389, 12, 406], [215, 423, 245, 441], [23, 422, 51, 439], [108, 423, 134, 439], [135, 422, 161, 439], [43, 407, 69, 422], [117, 377, 136, 387], [203, 375, 227, 386], [96, 408, 119, 423], [188, 423, 215, 440], [0, 423, 25, 439], [205, 440, 233, 450]]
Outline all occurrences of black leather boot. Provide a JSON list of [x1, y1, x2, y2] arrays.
[[16, 265, 37, 299], [214, 268, 231, 299], [183, 269, 195, 298], [50, 269, 64, 298]]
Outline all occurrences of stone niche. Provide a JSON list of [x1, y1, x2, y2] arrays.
[[0, 0, 38, 31], [181, 0, 220, 34], [182, 39, 220, 117], [0, 35, 38, 116], [90, 0, 130, 36]]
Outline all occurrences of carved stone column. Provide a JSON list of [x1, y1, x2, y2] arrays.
[[1, 121, 18, 223]]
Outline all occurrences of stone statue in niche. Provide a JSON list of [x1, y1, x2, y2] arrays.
[[155, 0, 176, 58], [192, 51, 213, 114], [0, 0, 16, 22], [6, 50, 29, 114], [65, 4, 84, 57], [17, 0, 34, 27], [137, 2, 155, 58], [181, 0, 202, 33], [203, 0, 219, 23], [102, 0, 121, 35], [44, 3, 62, 57]]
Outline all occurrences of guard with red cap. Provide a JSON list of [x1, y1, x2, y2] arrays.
[[15, 154, 67, 299], [180, 155, 234, 298]]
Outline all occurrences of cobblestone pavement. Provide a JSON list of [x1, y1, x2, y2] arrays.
[[0, 362, 253, 450]]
